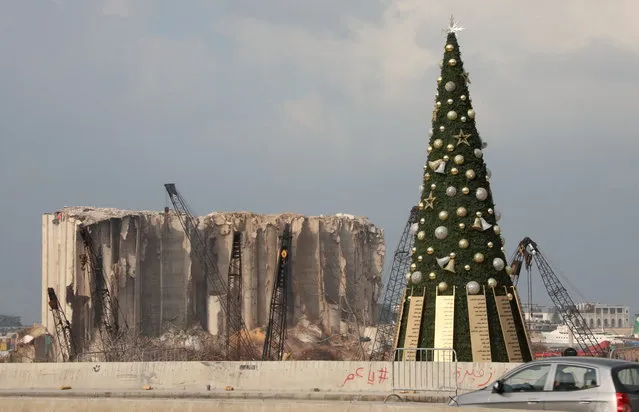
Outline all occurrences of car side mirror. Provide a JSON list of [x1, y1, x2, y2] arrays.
[[492, 380, 505, 394]]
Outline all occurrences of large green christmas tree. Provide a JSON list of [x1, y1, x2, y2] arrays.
[[396, 18, 532, 363]]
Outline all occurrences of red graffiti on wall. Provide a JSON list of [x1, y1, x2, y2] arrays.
[[456, 366, 495, 388], [343, 366, 389, 386]]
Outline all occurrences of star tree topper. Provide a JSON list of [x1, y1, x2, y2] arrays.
[[442, 14, 464, 34]]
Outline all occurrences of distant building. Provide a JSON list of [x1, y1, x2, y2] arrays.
[[0, 315, 22, 334], [575, 303, 630, 329]]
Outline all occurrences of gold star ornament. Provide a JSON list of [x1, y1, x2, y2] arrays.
[[461, 71, 471, 84], [424, 191, 436, 210], [453, 129, 472, 146]]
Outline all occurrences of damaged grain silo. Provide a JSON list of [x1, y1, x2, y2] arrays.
[[41, 207, 385, 359]]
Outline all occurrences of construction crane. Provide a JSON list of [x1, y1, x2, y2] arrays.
[[510, 237, 607, 357], [46, 287, 75, 362], [262, 224, 292, 361], [226, 231, 243, 360], [369, 206, 420, 361], [164, 183, 258, 360], [78, 225, 122, 350]]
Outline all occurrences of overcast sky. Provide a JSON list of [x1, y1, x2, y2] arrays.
[[1, 1, 638, 325]]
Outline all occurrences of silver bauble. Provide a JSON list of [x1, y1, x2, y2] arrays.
[[486, 168, 492, 179], [467, 109, 475, 119], [460, 95, 467, 101], [466, 281, 480, 295], [493, 257, 505, 271], [419, 184, 424, 193], [428, 129, 434, 137], [446, 186, 457, 197], [405, 272, 411, 281], [461, 116, 467, 122], [493, 225, 501, 235], [434, 226, 448, 240], [487, 278, 497, 288], [495, 210, 502, 222], [505, 265, 513, 275], [411, 271, 423, 284], [447, 111, 458, 120], [474, 148, 483, 158], [476, 187, 488, 201], [444, 81, 456, 92]]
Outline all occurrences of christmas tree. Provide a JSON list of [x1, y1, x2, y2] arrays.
[[395, 18, 532, 363]]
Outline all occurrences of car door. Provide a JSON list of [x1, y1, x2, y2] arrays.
[[483, 363, 553, 409], [541, 363, 605, 412]]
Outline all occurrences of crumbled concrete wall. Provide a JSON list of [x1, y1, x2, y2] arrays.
[[42, 208, 385, 353]]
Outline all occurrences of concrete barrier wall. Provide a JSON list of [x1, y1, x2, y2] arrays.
[[0, 397, 539, 412], [0, 360, 521, 393]]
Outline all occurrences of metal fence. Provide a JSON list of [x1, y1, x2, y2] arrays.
[[391, 348, 458, 394]]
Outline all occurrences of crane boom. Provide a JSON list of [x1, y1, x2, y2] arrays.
[[511, 237, 607, 357], [47, 288, 75, 362], [262, 224, 292, 361], [164, 183, 257, 360]]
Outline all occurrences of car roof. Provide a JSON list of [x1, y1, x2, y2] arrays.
[[529, 357, 637, 368]]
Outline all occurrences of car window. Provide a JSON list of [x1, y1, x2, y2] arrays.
[[552, 364, 598, 391], [503, 364, 551, 392], [614, 366, 639, 393]]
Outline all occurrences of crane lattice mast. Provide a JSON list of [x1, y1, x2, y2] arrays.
[[164, 183, 257, 360], [369, 206, 419, 361], [226, 231, 244, 360], [262, 224, 292, 361]]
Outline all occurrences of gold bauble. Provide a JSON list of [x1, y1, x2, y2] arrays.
[[447, 111, 458, 121], [410, 263, 417, 271], [458, 239, 469, 248], [465, 169, 476, 180], [439, 125, 445, 132], [456, 207, 467, 217], [460, 95, 467, 101], [449, 252, 456, 258], [439, 60, 443, 68], [451, 167, 459, 175], [447, 98, 453, 105], [436, 101, 442, 108], [433, 139, 444, 148], [445, 44, 454, 52], [443, 155, 449, 161], [454, 155, 464, 165], [426, 247, 434, 255], [411, 246, 417, 254], [459, 223, 465, 229], [476, 211, 482, 217], [467, 109, 475, 119], [430, 183, 436, 190], [424, 173, 431, 181], [446, 143, 454, 152], [507, 293, 514, 301], [438, 210, 449, 221], [418, 202, 424, 210], [429, 272, 437, 280], [427, 145, 432, 153], [437, 76, 443, 84], [506, 265, 513, 275], [473, 253, 485, 263], [438, 281, 449, 292], [462, 187, 470, 194], [448, 58, 457, 66], [464, 265, 471, 271], [494, 225, 501, 235], [487, 208, 494, 215], [419, 217, 425, 225], [487, 241, 494, 248], [417, 255, 423, 262]]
